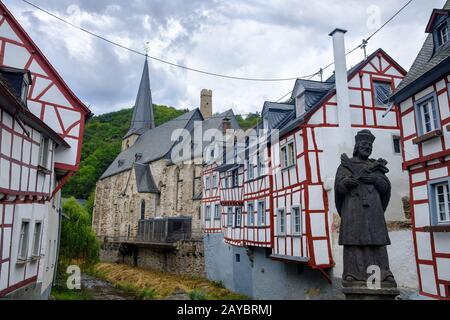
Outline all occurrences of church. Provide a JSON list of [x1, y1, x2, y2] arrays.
[[92, 57, 239, 275]]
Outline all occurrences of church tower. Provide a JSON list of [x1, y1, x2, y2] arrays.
[[122, 57, 155, 150]]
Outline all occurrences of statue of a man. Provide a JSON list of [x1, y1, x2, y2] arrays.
[[335, 129, 396, 286]]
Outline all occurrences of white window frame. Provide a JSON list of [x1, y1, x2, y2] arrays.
[[227, 207, 233, 227], [214, 204, 220, 220], [257, 201, 265, 226], [235, 207, 242, 228], [438, 23, 449, 46], [292, 206, 301, 236], [247, 203, 254, 226], [278, 209, 286, 235], [212, 175, 217, 189], [32, 221, 42, 257], [205, 205, 211, 221], [18, 220, 30, 261], [38, 135, 50, 169], [434, 183, 450, 224], [247, 160, 254, 180], [281, 141, 295, 168], [415, 93, 440, 136], [205, 176, 210, 190], [373, 80, 392, 108]]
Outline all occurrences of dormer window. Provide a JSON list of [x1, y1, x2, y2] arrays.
[[437, 22, 449, 47], [118, 160, 125, 167], [21, 77, 30, 104]]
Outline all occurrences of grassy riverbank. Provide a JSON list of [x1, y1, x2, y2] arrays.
[[92, 263, 250, 300]]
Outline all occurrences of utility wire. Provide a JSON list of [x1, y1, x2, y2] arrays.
[[273, 0, 414, 102], [22, 0, 315, 82]]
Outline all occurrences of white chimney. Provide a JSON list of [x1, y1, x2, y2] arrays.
[[329, 28, 353, 149]]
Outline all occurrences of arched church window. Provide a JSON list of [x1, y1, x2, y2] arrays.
[[141, 199, 145, 220]]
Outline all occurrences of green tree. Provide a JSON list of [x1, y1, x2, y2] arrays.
[[59, 198, 99, 270]]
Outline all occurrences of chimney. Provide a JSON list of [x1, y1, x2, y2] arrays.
[[222, 117, 231, 135], [329, 28, 353, 151], [200, 89, 212, 119]]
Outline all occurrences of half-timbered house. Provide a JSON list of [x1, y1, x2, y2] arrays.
[[0, 3, 89, 299], [390, 0, 450, 300], [203, 29, 419, 299]]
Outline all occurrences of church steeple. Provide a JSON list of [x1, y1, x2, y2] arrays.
[[123, 57, 155, 149]]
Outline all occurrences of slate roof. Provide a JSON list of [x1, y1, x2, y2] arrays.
[[101, 108, 241, 180], [101, 109, 201, 179], [391, 1, 450, 102], [134, 163, 159, 193], [262, 102, 295, 129], [124, 58, 155, 139]]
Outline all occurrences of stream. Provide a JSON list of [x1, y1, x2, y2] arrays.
[[81, 273, 133, 300]]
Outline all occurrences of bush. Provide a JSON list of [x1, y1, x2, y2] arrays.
[[189, 290, 206, 300]]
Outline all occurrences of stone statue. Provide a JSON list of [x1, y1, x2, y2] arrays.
[[335, 129, 396, 288]]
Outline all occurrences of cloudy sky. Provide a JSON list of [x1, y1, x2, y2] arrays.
[[3, 0, 446, 116]]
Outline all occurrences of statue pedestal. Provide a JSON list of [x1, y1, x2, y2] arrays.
[[342, 281, 400, 300]]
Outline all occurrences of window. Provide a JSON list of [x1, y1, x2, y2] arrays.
[[278, 209, 285, 235], [433, 182, 450, 224], [21, 80, 29, 103], [140, 200, 145, 220], [257, 201, 265, 226], [227, 207, 233, 227], [247, 203, 254, 226], [392, 136, 401, 154], [232, 170, 239, 187], [235, 254, 240, 262], [247, 160, 254, 180], [205, 206, 211, 220], [205, 176, 210, 190], [214, 205, 220, 220], [38, 136, 50, 169], [212, 175, 217, 189], [18, 221, 30, 260], [32, 222, 42, 257], [416, 94, 440, 136], [235, 208, 242, 228], [437, 23, 449, 47], [257, 156, 264, 176], [373, 80, 392, 108], [223, 175, 229, 189], [429, 179, 450, 226], [292, 207, 301, 235], [281, 141, 295, 168]]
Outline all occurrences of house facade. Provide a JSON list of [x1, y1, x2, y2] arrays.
[[390, 1, 450, 300], [0, 3, 89, 299], [203, 29, 419, 299]]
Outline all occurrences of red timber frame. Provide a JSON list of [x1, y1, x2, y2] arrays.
[[202, 163, 222, 234], [399, 73, 450, 300], [243, 150, 272, 247], [220, 166, 244, 246], [271, 49, 406, 269], [0, 3, 90, 172]]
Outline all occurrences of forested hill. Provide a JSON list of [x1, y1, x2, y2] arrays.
[[62, 106, 260, 199]]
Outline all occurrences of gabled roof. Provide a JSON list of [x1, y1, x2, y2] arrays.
[[0, 2, 91, 118], [134, 163, 159, 193], [124, 58, 155, 139], [391, 1, 450, 103], [290, 79, 335, 111], [280, 48, 405, 136]]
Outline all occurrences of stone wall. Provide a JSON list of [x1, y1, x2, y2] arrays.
[[100, 239, 205, 277], [92, 158, 203, 239]]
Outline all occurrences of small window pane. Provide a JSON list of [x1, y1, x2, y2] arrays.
[[374, 81, 392, 107], [227, 207, 233, 227], [235, 208, 242, 227], [279, 210, 285, 234], [247, 204, 254, 226], [393, 136, 401, 154], [258, 201, 265, 226]]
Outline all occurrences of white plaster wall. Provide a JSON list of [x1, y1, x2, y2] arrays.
[[331, 230, 418, 290]]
